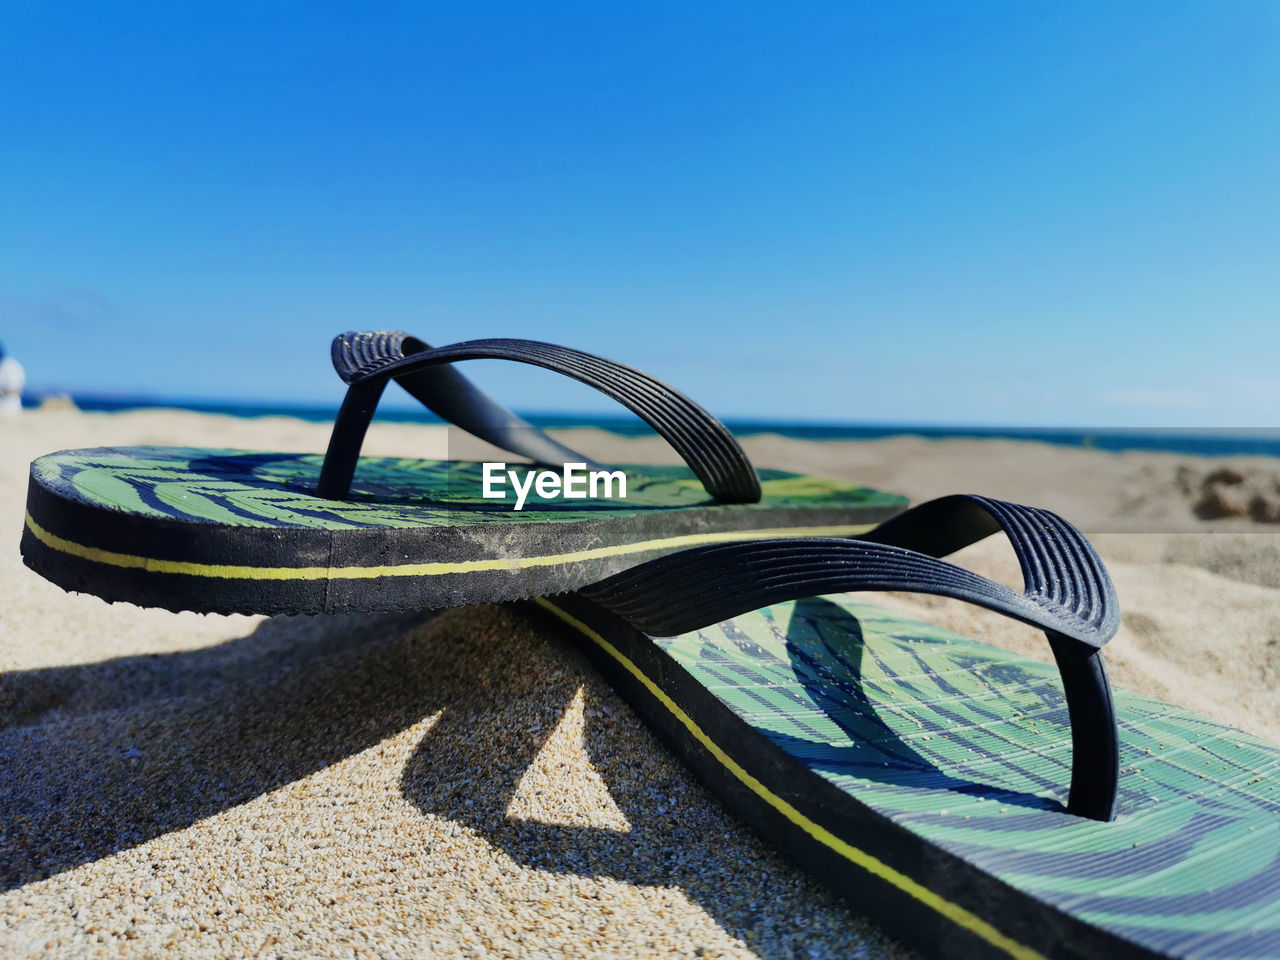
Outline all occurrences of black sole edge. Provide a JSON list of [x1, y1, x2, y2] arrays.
[[22, 481, 902, 615]]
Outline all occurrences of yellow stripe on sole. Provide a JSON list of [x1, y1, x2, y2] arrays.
[[533, 597, 1046, 960], [23, 511, 875, 582]]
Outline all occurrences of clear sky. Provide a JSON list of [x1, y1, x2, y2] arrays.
[[1, 2, 1276, 426]]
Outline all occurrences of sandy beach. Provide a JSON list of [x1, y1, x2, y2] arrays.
[[3, 407, 1279, 959]]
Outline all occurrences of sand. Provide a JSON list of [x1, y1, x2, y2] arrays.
[[2, 408, 1278, 958]]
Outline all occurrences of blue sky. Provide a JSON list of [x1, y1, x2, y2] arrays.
[[1, 2, 1277, 426]]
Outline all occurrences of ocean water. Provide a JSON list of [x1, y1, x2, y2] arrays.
[[31, 393, 1280, 460]]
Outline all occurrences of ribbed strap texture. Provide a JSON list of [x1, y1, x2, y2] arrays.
[[332, 331, 590, 468], [326, 334, 762, 504], [581, 495, 1117, 647], [579, 494, 1122, 820], [861, 494, 1120, 646], [332, 330, 424, 383]]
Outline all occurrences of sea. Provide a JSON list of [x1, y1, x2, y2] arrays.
[[28, 393, 1280, 460]]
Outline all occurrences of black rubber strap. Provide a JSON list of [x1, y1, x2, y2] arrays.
[[331, 331, 592, 469], [319, 333, 762, 505], [580, 494, 1121, 821]]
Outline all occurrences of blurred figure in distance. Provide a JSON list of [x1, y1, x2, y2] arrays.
[[0, 342, 25, 415]]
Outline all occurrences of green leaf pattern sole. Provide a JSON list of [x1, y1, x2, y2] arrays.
[[21, 447, 906, 614], [32, 447, 899, 529], [544, 594, 1280, 959]]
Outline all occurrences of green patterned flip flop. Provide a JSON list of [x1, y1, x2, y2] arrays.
[[20, 334, 905, 614], [538, 496, 1280, 960]]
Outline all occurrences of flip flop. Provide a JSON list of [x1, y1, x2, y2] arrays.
[[535, 495, 1280, 960], [20, 332, 905, 614]]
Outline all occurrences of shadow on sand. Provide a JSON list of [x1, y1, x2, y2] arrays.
[[1, 602, 905, 958], [1, 609, 437, 890]]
